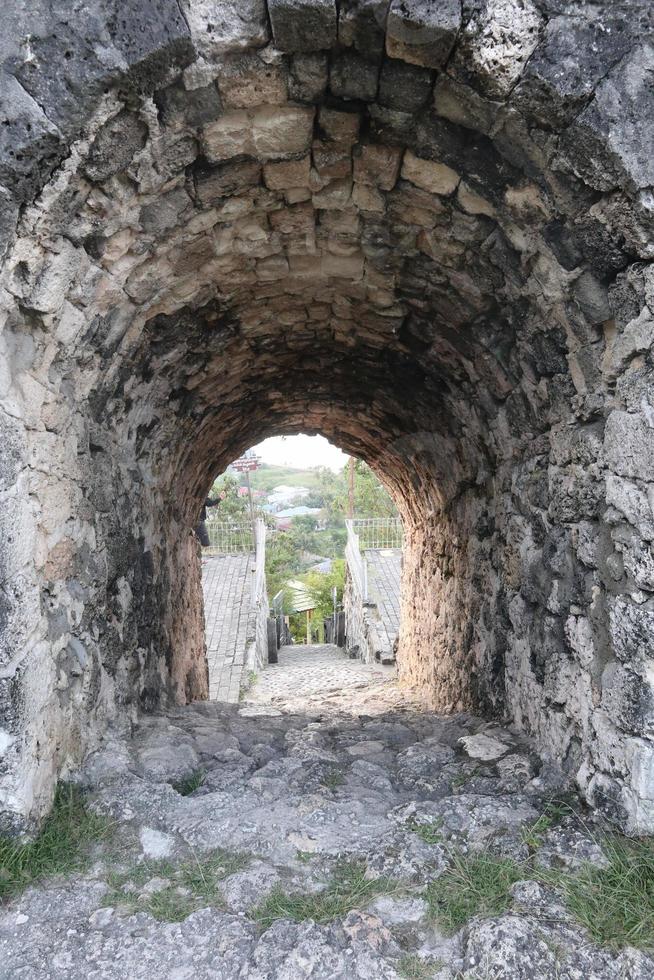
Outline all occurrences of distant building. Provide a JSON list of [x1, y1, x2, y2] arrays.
[[267, 485, 310, 511]]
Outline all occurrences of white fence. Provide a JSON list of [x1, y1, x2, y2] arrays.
[[205, 521, 255, 554], [349, 517, 404, 550]]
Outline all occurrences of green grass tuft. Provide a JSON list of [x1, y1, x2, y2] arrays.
[[408, 818, 443, 846], [104, 847, 250, 922], [540, 835, 654, 951], [252, 859, 401, 929], [170, 768, 206, 796], [321, 768, 345, 791], [0, 784, 111, 902], [397, 954, 443, 978], [425, 852, 526, 933]]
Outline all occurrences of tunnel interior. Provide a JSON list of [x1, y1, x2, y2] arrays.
[[1, 0, 654, 834]]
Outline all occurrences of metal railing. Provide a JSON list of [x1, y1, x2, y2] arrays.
[[204, 522, 255, 554], [348, 517, 404, 550]]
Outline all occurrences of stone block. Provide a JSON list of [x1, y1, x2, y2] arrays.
[[268, 0, 337, 53], [179, 0, 269, 59], [457, 181, 495, 217], [450, 0, 543, 100], [338, 0, 390, 61], [353, 144, 403, 191], [288, 53, 329, 101], [602, 662, 654, 735], [9, 0, 193, 140], [386, 0, 461, 70], [193, 158, 262, 204], [378, 58, 434, 113], [401, 150, 459, 195], [313, 141, 352, 180], [432, 74, 501, 134], [0, 73, 66, 203], [330, 50, 379, 102], [140, 188, 193, 235], [604, 410, 654, 483], [264, 156, 311, 190], [202, 105, 315, 162], [352, 182, 385, 213], [558, 44, 654, 192], [217, 54, 288, 108], [512, 14, 633, 130], [606, 475, 654, 543], [322, 251, 364, 279], [82, 110, 148, 183], [313, 178, 353, 210], [609, 597, 654, 663], [318, 108, 361, 145], [155, 81, 223, 129]]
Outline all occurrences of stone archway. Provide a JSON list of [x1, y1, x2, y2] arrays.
[[1, 0, 653, 834]]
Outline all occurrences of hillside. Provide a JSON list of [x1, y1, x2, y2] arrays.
[[240, 463, 325, 492]]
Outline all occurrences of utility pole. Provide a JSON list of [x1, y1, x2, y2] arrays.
[[231, 452, 261, 550], [348, 456, 355, 519]]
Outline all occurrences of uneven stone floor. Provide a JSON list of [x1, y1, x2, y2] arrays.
[[0, 662, 652, 979]]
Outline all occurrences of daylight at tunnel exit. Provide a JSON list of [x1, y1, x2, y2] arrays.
[[1, 0, 654, 977]]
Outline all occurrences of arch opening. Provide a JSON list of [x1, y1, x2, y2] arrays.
[[1, 0, 654, 834]]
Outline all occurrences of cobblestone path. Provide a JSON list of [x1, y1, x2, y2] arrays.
[[244, 643, 396, 706], [202, 554, 253, 702], [0, 672, 650, 978]]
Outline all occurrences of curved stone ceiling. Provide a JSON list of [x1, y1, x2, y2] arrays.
[[1, 0, 653, 834]]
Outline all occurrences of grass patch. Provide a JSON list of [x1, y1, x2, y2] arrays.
[[408, 817, 443, 846], [540, 835, 654, 951], [425, 827, 654, 953], [104, 847, 250, 922], [425, 852, 525, 933], [522, 800, 574, 850], [170, 768, 206, 796], [321, 768, 345, 791], [252, 859, 401, 929], [450, 768, 478, 790], [397, 954, 443, 978], [0, 784, 111, 902]]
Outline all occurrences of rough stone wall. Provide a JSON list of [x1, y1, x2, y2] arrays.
[[1, 0, 654, 833]]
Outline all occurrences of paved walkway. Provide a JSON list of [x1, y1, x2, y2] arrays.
[[365, 548, 402, 651], [244, 643, 399, 713], [202, 554, 254, 702]]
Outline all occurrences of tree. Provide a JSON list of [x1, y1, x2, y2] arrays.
[[326, 459, 398, 521], [303, 560, 346, 621]]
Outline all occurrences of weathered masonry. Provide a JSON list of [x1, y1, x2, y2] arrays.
[[1, 0, 653, 834]]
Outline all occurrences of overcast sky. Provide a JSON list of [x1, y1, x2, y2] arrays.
[[252, 434, 349, 472]]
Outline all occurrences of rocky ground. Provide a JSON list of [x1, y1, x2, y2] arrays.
[[1, 648, 652, 979]]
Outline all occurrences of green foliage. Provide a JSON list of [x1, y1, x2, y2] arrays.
[[424, 830, 654, 953], [252, 859, 401, 929], [302, 560, 346, 621], [397, 954, 443, 978], [0, 784, 112, 901], [105, 848, 250, 922], [325, 459, 398, 521], [425, 852, 526, 933], [408, 818, 443, 845], [170, 769, 206, 796], [540, 835, 654, 951], [321, 767, 346, 791], [208, 473, 256, 523]]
